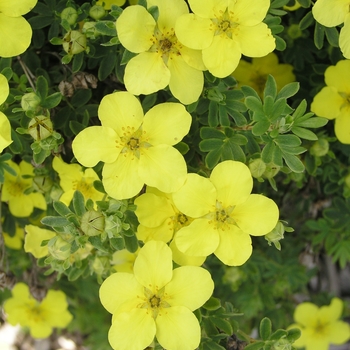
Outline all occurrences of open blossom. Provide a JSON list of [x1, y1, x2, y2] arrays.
[[0, 0, 38, 57], [0, 73, 12, 152], [311, 60, 350, 144], [52, 156, 104, 205], [1, 160, 47, 217], [116, 0, 205, 104], [175, 0, 275, 78], [289, 298, 350, 350], [72, 91, 191, 199], [24, 225, 56, 258], [99, 240, 214, 350], [172, 160, 279, 266], [4, 282, 73, 339], [312, 0, 350, 58]]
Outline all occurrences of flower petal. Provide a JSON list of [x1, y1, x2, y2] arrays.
[[24, 225, 56, 258], [0, 14, 33, 57], [9, 195, 34, 217], [139, 145, 187, 193], [210, 161, 253, 207], [109, 309, 156, 350], [188, 0, 228, 18], [319, 298, 343, 323], [29, 192, 47, 211], [324, 59, 350, 92], [116, 5, 155, 53], [99, 272, 143, 314], [165, 266, 213, 310], [335, 110, 350, 144], [72, 126, 121, 167], [143, 102, 191, 146], [0, 112, 12, 152], [0, 74, 9, 104], [214, 225, 252, 266], [179, 45, 206, 71], [170, 238, 206, 266], [231, 0, 270, 26], [0, 0, 37, 16], [175, 219, 219, 256], [102, 154, 144, 199], [340, 15, 350, 59], [133, 241, 173, 292], [328, 320, 350, 344], [124, 52, 171, 96], [98, 91, 144, 134], [137, 220, 174, 243], [156, 306, 201, 350], [294, 302, 319, 328], [312, 0, 348, 27], [168, 55, 204, 104], [203, 35, 241, 77], [310, 86, 343, 120]]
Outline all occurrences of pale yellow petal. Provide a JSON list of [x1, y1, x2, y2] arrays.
[[156, 306, 201, 350], [175, 13, 213, 50], [0, 14, 33, 57], [0, 111, 12, 152], [137, 220, 174, 243], [340, 15, 350, 59], [175, 219, 219, 256], [328, 320, 350, 344], [210, 161, 253, 207], [188, 0, 228, 18], [124, 52, 170, 95], [214, 225, 252, 266], [312, 0, 348, 27], [98, 91, 144, 133], [143, 102, 191, 145], [0, 0, 37, 16], [99, 273, 143, 314], [170, 239, 206, 266], [116, 5, 155, 53], [139, 145, 187, 193], [294, 302, 319, 328], [109, 309, 156, 350], [231, 0, 270, 26], [165, 266, 213, 310], [335, 109, 350, 144], [102, 153, 143, 199], [72, 126, 121, 167], [9, 195, 34, 217], [203, 35, 241, 77], [319, 298, 343, 323], [24, 225, 56, 258], [172, 173, 216, 218], [29, 192, 47, 211], [324, 60, 350, 92], [311, 87, 343, 120], [179, 45, 206, 71], [168, 55, 204, 104], [133, 240, 173, 292], [0, 74, 9, 104], [238, 23, 275, 58]]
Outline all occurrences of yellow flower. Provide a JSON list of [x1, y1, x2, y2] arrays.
[[284, 0, 302, 11], [99, 240, 214, 350], [289, 298, 350, 350], [3, 225, 24, 250], [0, 0, 38, 57], [0, 73, 12, 152], [24, 224, 56, 258], [4, 282, 73, 339], [96, 0, 138, 8], [116, 0, 205, 104], [312, 0, 350, 58], [233, 53, 295, 98], [72, 91, 191, 199], [111, 248, 139, 273], [172, 160, 279, 266], [52, 156, 104, 206], [311, 60, 350, 144], [1, 160, 47, 217], [175, 0, 275, 78]]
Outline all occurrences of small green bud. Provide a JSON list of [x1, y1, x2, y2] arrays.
[[344, 173, 350, 188], [310, 138, 329, 157], [61, 7, 78, 25], [48, 236, 71, 260], [89, 5, 106, 20], [63, 30, 87, 55], [33, 175, 53, 193], [204, 87, 225, 103], [287, 24, 303, 40], [92, 256, 110, 275], [263, 162, 280, 179], [82, 22, 100, 39], [28, 115, 53, 141], [81, 210, 105, 236], [249, 158, 266, 178], [21, 92, 41, 111], [272, 339, 292, 350], [265, 222, 284, 250]]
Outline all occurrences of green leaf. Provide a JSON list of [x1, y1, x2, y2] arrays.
[[95, 21, 117, 36], [252, 120, 270, 136], [292, 126, 318, 140], [199, 139, 224, 152], [36, 76, 48, 100], [73, 190, 86, 216], [72, 52, 84, 73], [69, 120, 85, 135], [245, 96, 263, 113], [200, 127, 225, 140], [286, 328, 301, 342], [259, 317, 272, 341], [275, 35, 286, 51], [314, 21, 325, 49], [241, 85, 261, 100], [276, 82, 299, 100], [325, 26, 339, 47], [275, 134, 301, 147], [299, 11, 314, 30], [264, 75, 277, 100], [71, 89, 92, 107], [269, 329, 288, 340], [203, 297, 221, 311], [98, 51, 118, 80], [41, 216, 70, 227], [41, 92, 62, 109], [208, 100, 219, 127], [124, 233, 139, 253], [282, 152, 305, 173], [244, 341, 264, 350], [120, 48, 137, 65], [298, 0, 311, 6], [53, 200, 73, 217], [210, 317, 233, 335], [297, 117, 328, 128], [205, 148, 222, 169]]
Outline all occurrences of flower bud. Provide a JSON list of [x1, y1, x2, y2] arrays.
[[21, 92, 41, 111], [263, 162, 280, 179], [92, 256, 110, 275], [28, 116, 53, 141], [249, 158, 266, 178], [310, 138, 329, 157], [204, 87, 225, 103], [89, 5, 106, 20], [61, 7, 78, 26], [265, 222, 284, 250], [48, 236, 71, 260], [63, 31, 87, 55], [81, 210, 105, 236]]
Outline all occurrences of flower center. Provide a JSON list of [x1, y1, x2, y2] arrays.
[[173, 212, 193, 232], [27, 304, 44, 322], [72, 179, 95, 198], [211, 9, 240, 39], [338, 91, 350, 111], [6, 180, 28, 197], [207, 201, 236, 230], [140, 287, 170, 318], [251, 72, 268, 95]]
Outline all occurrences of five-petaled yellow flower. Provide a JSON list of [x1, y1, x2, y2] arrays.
[[0, 73, 12, 153], [116, 0, 206, 104], [0, 0, 38, 57], [4, 282, 73, 339], [172, 160, 279, 266], [175, 0, 275, 77], [289, 298, 350, 350], [311, 59, 350, 144], [99, 240, 214, 350], [72, 91, 191, 200]]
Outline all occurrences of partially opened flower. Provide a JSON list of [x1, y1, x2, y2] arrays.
[[289, 298, 350, 350], [99, 240, 214, 350], [52, 156, 104, 206], [4, 282, 73, 339], [72, 91, 191, 199], [0, 0, 38, 57], [175, 0, 275, 77], [311, 59, 350, 144], [1, 160, 47, 217], [116, 0, 205, 104], [172, 160, 279, 266], [312, 0, 350, 58], [0, 73, 12, 152]]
